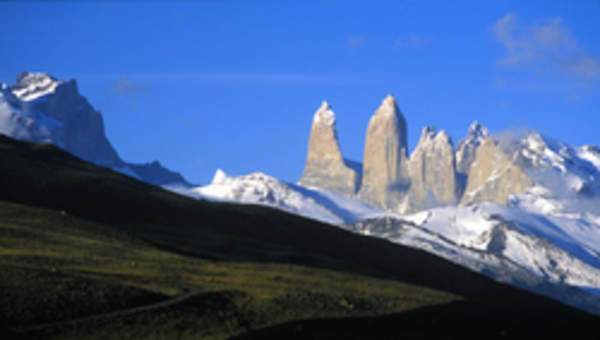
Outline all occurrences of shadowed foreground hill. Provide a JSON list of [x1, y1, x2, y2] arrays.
[[0, 135, 599, 339]]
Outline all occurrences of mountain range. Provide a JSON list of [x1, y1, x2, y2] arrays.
[[177, 94, 600, 314], [2, 72, 600, 317], [1, 131, 598, 339]]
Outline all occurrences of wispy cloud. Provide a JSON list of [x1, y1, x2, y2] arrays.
[[493, 13, 600, 80], [83, 72, 366, 87], [346, 36, 365, 49], [394, 34, 426, 49], [109, 76, 146, 98]]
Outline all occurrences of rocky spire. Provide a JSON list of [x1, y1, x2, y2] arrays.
[[357, 94, 409, 209], [456, 121, 490, 175], [405, 126, 459, 211], [298, 101, 360, 195]]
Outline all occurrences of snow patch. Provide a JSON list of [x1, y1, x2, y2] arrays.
[[313, 101, 336, 126], [11, 73, 62, 102], [211, 169, 229, 184]]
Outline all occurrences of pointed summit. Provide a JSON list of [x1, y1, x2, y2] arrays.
[[357, 94, 409, 209], [298, 101, 360, 195], [376, 94, 402, 118], [313, 100, 335, 126], [467, 121, 489, 139], [212, 169, 229, 185]]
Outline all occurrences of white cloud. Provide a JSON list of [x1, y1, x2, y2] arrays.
[[493, 13, 599, 80]]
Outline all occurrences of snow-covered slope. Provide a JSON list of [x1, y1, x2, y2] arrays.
[[166, 169, 382, 225], [343, 201, 600, 314], [518, 132, 600, 195]]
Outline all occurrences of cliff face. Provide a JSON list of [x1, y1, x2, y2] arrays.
[[298, 101, 360, 195], [461, 138, 532, 205], [405, 127, 459, 211], [295, 95, 543, 213], [357, 95, 409, 210], [10, 72, 122, 167]]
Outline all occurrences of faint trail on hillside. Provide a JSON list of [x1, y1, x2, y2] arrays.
[[17, 288, 203, 332]]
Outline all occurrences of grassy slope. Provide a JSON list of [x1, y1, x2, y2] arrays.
[[0, 135, 599, 338], [0, 201, 454, 339]]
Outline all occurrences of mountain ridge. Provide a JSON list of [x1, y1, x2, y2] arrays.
[[0, 71, 191, 187]]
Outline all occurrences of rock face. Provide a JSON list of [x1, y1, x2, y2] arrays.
[[298, 101, 360, 195], [456, 121, 489, 175], [357, 95, 409, 209], [406, 127, 459, 211], [455, 121, 490, 197], [2, 72, 190, 187], [294, 95, 546, 213], [461, 138, 532, 205], [13, 72, 123, 168]]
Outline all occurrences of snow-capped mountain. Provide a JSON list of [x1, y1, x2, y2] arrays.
[[0, 72, 190, 187], [167, 169, 382, 225], [5, 74, 600, 314], [170, 124, 600, 314], [341, 131, 600, 313]]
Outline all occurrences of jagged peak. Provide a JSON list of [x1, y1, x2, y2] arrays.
[[313, 100, 336, 126], [457, 121, 490, 153], [421, 125, 435, 136], [11, 71, 62, 102], [416, 126, 452, 147], [467, 121, 489, 138]]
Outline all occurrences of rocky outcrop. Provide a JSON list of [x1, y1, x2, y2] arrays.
[[405, 127, 459, 211], [461, 138, 532, 205], [298, 101, 360, 195], [357, 95, 409, 209]]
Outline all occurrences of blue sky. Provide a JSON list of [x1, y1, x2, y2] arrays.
[[1, 1, 599, 184]]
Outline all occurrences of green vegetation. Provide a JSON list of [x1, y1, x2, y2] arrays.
[[0, 135, 599, 339], [0, 202, 455, 339]]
